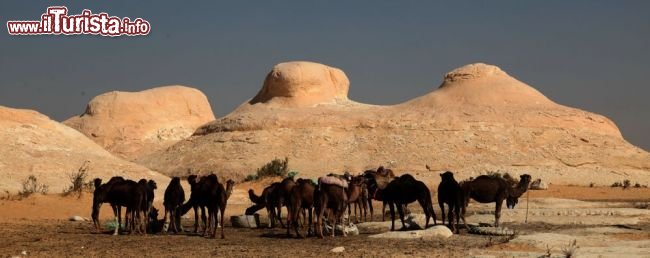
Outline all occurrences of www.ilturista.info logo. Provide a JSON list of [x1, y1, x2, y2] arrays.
[[7, 6, 150, 36]]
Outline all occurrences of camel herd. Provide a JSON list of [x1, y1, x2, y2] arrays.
[[91, 166, 532, 239]]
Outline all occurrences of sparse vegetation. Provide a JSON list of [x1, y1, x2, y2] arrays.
[[18, 175, 49, 197], [561, 239, 578, 258], [623, 179, 631, 189], [244, 157, 290, 182], [589, 182, 595, 188], [257, 157, 289, 178], [62, 161, 94, 198]]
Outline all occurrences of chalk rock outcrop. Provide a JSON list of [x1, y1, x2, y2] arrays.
[[64, 85, 215, 160], [137, 62, 650, 186], [248, 61, 350, 108], [0, 106, 169, 197]]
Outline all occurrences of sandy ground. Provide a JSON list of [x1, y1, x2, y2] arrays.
[[0, 184, 649, 257]]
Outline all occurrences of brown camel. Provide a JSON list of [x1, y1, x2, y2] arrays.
[[286, 178, 316, 238], [315, 177, 348, 238], [137, 179, 157, 233], [186, 175, 207, 233], [246, 182, 282, 228], [179, 174, 219, 237], [378, 174, 437, 231], [461, 174, 532, 227], [273, 177, 296, 228], [92, 177, 147, 235], [437, 171, 464, 233], [163, 177, 185, 233], [346, 176, 367, 223], [91, 176, 124, 232], [208, 179, 235, 239], [363, 166, 397, 221]]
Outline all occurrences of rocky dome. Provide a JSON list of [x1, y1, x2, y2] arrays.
[[248, 61, 350, 108], [0, 106, 169, 197], [137, 62, 650, 186], [64, 85, 215, 160], [404, 63, 555, 108]]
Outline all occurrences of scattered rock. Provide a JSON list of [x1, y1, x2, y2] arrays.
[[468, 225, 515, 236], [69, 216, 89, 222], [324, 223, 359, 236], [230, 214, 260, 228], [368, 225, 453, 240], [329, 246, 345, 253]]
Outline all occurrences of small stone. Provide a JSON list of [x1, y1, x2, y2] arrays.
[[69, 216, 88, 222], [330, 246, 345, 253]]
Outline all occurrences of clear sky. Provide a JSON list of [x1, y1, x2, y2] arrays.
[[1, 1, 648, 150]]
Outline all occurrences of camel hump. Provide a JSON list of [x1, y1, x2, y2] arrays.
[[318, 176, 349, 188]]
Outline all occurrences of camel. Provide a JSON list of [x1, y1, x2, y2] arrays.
[[274, 177, 296, 228], [163, 177, 185, 233], [187, 175, 207, 233], [315, 177, 348, 238], [246, 182, 282, 228], [461, 174, 532, 227], [91, 177, 124, 232], [363, 166, 398, 221], [207, 179, 235, 239], [437, 171, 464, 233], [346, 176, 367, 223], [286, 178, 316, 238], [379, 174, 437, 231], [137, 179, 157, 233], [92, 177, 147, 235], [179, 174, 220, 237]]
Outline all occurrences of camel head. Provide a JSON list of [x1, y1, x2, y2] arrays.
[[93, 178, 102, 189], [148, 180, 157, 190], [506, 174, 533, 209], [226, 179, 235, 196], [187, 175, 198, 185], [440, 171, 456, 181]]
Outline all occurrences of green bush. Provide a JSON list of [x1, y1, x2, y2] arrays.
[[256, 157, 289, 178]]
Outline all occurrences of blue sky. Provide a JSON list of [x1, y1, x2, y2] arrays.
[[1, 1, 649, 150]]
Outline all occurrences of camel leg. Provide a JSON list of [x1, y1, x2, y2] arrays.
[[316, 202, 325, 239], [396, 203, 407, 230], [367, 198, 374, 221], [211, 209, 218, 238], [331, 213, 336, 238], [454, 204, 461, 233], [417, 199, 431, 229], [286, 202, 294, 237], [361, 198, 367, 222], [460, 204, 470, 230], [192, 206, 199, 233], [220, 207, 226, 239], [448, 206, 455, 232], [267, 206, 274, 228], [112, 206, 120, 236], [307, 207, 313, 237], [495, 200, 503, 227], [200, 206, 207, 233], [440, 202, 446, 227], [382, 202, 387, 221], [389, 202, 396, 231]]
